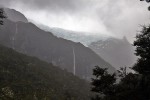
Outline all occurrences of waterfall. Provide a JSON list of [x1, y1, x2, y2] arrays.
[[12, 23, 18, 50], [72, 46, 76, 75]]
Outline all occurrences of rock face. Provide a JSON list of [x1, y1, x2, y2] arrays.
[[89, 37, 137, 70], [0, 8, 115, 79], [4, 8, 28, 23]]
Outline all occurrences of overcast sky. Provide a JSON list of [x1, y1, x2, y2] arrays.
[[0, 0, 150, 42]]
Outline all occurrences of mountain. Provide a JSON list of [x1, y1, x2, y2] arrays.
[[89, 36, 137, 70], [4, 8, 28, 23], [0, 44, 91, 100], [38, 24, 111, 46], [38, 23, 137, 71], [0, 8, 115, 80]]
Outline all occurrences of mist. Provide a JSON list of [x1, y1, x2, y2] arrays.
[[0, 0, 150, 42]]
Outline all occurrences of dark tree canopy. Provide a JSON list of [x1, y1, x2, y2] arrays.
[[140, 0, 150, 3], [91, 66, 116, 99], [0, 8, 6, 25], [91, 24, 150, 99], [133, 25, 150, 75], [140, 0, 150, 10], [91, 66, 142, 100]]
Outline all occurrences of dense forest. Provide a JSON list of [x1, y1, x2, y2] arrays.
[[0, 44, 92, 99]]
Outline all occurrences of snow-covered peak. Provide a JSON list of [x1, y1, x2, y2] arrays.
[[37, 24, 113, 46]]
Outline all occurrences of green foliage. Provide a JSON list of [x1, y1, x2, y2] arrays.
[[0, 44, 91, 100], [91, 24, 150, 100], [133, 25, 150, 99], [140, 0, 150, 3], [91, 67, 145, 100], [91, 66, 116, 99], [133, 25, 150, 75], [140, 0, 150, 10], [0, 8, 6, 25], [117, 67, 128, 78]]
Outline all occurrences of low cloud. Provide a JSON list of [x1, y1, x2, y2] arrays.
[[0, 0, 150, 42]]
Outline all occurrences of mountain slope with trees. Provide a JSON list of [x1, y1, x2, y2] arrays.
[[0, 44, 91, 100], [0, 8, 92, 100], [0, 8, 6, 25], [0, 8, 115, 79]]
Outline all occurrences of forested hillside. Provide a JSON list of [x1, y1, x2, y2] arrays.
[[0, 44, 91, 100]]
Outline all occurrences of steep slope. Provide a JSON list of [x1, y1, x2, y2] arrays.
[[0, 8, 115, 79], [39, 23, 136, 70], [89, 37, 137, 70], [4, 8, 28, 23], [0, 44, 91, 100]]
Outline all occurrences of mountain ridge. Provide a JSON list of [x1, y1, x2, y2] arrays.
[[89, 37, 137, 70], [0, 8, 116, 80], [4, 8, 28, 23], [37, 24, 114, 46], [35, 23, 136, 70]]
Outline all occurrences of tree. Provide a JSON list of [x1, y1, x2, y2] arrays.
[[140, 0, 150, 2], [91, 66, 116, 100], [91, 1, 150, 100], [133, 25, 150, 75], [117, 67, 128, 78], [0, 8, 6, 25], [91, 67, 145, 100], [132, 25, 150, 99], [140, 0, 150, 10]]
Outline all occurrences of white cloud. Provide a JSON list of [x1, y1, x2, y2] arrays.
[[1, 0, 150, 42]]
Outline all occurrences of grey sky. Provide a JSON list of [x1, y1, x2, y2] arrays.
[[0, 0, 150, 42]]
